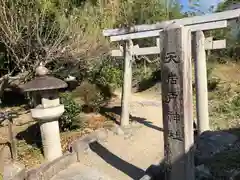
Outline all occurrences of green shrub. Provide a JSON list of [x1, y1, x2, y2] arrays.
[[97, 65, 123, 90], [213, 93, 240, 119], [89, 58, 123, 91], [59, 92, 82, 132], [207, 65, 220, 91], [72, 81, 108, 113]]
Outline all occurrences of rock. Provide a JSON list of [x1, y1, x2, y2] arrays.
[[3, 162, 25, 180], [195, 131, 238, 164], [217, 169, 240, 180], [195, 164, 213, 180], [231, 170, 240, 180]]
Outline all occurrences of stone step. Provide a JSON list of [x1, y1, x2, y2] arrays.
[[51, 163, 113, 180], [77, 147, 136, 180]]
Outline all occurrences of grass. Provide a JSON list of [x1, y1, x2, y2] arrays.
[[197, 61, 240, 178], [17, 140, 44, 168], [208, 62, 240, 130]]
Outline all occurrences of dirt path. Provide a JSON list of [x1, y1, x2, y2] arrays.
[[52, 89, 165, 180]]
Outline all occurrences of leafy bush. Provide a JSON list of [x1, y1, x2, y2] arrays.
[[88, 58, 123, 91], [97, 65, 123, 90], [59, 92, 82, 132], [72, 81, 108, 113], [207, 65, 220, 91], [214, 93, 240, 118]]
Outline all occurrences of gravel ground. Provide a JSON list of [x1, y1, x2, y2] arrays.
[[52, 89, 165, 180]]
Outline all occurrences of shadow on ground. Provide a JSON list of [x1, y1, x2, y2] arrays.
[[16, 123, 43, 152], [100, 106, 163, 131], [97, 103, 240, 179], [89, 141, 145, 179]]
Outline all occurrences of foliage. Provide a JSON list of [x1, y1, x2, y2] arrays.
[[0, 0, 110, 96], [0, 0, 67, 77], [59, 92, 82, 132], [17, 139, 44, 168], [206, 65, 220, 91], [0, 0, 197, 107], [209, 79, 240, 130], [214, 93, 240, 118], [72, 81, 109, 113], [212, 0, 240, 62], [116, 0, 183, 27], [88, 57, 123, 90], [216, 0, 240, 12]]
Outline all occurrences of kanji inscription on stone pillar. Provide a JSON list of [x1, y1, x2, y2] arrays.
[[160, 24, 195, 180]]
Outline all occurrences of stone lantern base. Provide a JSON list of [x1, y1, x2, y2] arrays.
[[39, 120, 62, 161]]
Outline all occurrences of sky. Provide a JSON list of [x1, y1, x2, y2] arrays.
[[179, 0, 224, 13]]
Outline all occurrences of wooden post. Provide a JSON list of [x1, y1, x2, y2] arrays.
[[8, 118, 17, 161], [193, 31, 210, 134], [160, 24, 195, 180], [120, 40, 133, 126]]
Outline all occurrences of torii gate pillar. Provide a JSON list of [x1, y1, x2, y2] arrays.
[[120, 40, 133, 126]]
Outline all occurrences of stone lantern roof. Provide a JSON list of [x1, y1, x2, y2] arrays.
[[23, 63, 68, 92]]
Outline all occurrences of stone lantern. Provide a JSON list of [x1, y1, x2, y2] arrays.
[[23, 63, 68, 161]]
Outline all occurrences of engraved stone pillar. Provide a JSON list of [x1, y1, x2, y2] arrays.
[[160, 24, 195, 180]]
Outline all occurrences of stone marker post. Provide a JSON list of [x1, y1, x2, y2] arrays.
[[160, 24, 195, 180], [120, 40, 133, 126], [193, 31, 210, 134]]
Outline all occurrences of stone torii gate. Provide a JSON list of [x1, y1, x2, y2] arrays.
[[103, 8, 240, 180], [103, 9, 240, 130]]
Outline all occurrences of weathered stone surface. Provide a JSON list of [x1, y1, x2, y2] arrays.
[[3, 162, 25, 180], [69, 129, 109, 161], [195, 164, 212, 180], [139, 164, 214, 180], [10, 169, 26, 180], [139, 175, 152, 180], [231, 170, 240, 180], [51, 163, 113, 180], [195, 131, 238, 164], [26, 152, 77, 180], [69, 134, 96, 154], [69, 128, 109, 153]]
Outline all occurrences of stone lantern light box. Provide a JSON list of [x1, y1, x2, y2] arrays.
[[23, 63, 68, 161]]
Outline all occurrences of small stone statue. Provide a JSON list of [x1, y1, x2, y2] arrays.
[[35, 62, 49, 76]]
